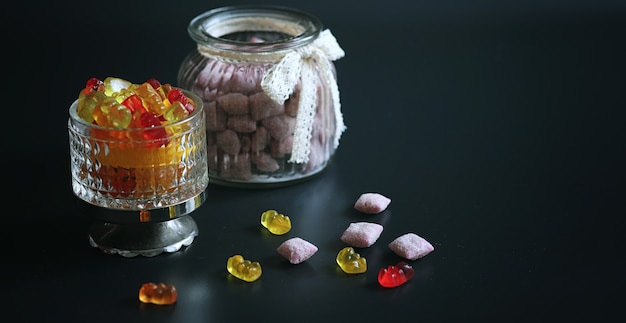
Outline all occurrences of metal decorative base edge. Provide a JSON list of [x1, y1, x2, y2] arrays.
[[88, 215, 199, 258]]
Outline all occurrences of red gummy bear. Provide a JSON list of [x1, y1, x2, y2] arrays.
[[84, 77, 103, 94], [121, 94, 146, 114], [101, 165, 136, 197], [377, 261, 414, 288], [138, 112, 169, 147], [167, 87, 195, 114], [145, 78, 162, 90]]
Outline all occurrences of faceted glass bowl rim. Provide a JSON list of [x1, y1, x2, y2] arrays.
[[68, 88, 204, 131]]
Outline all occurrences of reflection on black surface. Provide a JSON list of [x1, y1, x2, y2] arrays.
[[138, 302, 177, 315]]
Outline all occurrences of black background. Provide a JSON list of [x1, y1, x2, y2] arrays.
[[3, 0, 625, 322]]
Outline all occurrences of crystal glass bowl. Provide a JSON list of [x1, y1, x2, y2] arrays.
[[68, 88, 209, 257]]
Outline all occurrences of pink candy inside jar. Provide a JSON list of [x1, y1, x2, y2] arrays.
[[178, 5, 346, 188]]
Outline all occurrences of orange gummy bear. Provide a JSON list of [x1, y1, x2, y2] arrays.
[[138, 282, 178, 305]]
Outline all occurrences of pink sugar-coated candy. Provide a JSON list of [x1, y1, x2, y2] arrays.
[[340, 222, 384, 248], [205, 101, 226, 131], [254, 152, 280, 172], [217, 93, 249, 115], [227, 115, 257, 133], [277, 237, 319, 264], [388, 233, 434, 261], [354, 193, 391, 214], [249, 92, 284, 120], [262, 114, 296, 141], [215, 129, 241, 155], [251, 126, 269, 152]]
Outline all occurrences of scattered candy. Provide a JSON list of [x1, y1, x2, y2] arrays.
[[227, 255, 262, 282], [335, 246, 367, 274], [340, 222, 383, 248], [260, 209, 292, 235], [277, 237, 318, 264], [138, 282, 178, 305], [354, 193, 391, 214], [377, 261, 414, 288], [388, 233, 434, 261]]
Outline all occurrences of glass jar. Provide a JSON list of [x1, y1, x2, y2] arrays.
[[178, 5, 346, 188]]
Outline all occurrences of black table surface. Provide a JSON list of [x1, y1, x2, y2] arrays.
[[4, 0, 625, 322]]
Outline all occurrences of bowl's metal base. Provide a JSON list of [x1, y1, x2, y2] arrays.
[[88, 216, 198, 258], [81, 190, 207, 257]]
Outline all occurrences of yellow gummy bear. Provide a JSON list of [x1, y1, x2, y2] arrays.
[[336, 247, 367, 274], [92, 98, 132, 129], [134, 82, 168, 116], [227, 255, 262, 282], [260, 210, 291, 235], [102, 77, 132, 97]]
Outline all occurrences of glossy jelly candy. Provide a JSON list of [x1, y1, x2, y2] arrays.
[[163, 101, 190, 123], [102, 77, 132, 97], [76, 77, 199, 195], [335, 246, 367, 274], [77, 77, 196, 129], [260, 209, 291, 235], [99, 165, 136, 198], [227, 255, 262, 282], [71, 76, 206, 209], [121, 94, 145, 114], [138, 282, 178, 305], [167, 87, 195, 113], [377, 261, 414, 288], [92, 97, 132, 129], [133, 82, 168, 116]]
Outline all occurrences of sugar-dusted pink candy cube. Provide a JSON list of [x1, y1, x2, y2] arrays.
[[215, 129, 241, 155], [388, 233, 434, 261], [277, 237, 318, 264], [340, 222, 384, 248], [254, 152, 280, 172], [217, 92, 249, 115], [249, 92, 284, 120], [354, 193, 391, 214]]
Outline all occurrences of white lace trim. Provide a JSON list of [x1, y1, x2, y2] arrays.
[[261, 29, 346, 163]]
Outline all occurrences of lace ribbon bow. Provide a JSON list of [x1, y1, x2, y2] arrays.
[[261, 29, 346, 163]]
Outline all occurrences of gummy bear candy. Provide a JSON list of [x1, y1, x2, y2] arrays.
[[167, 87, 195, 114], [133, 82, 168, 116], [377, 261, 414, 288], [77, 77, 196, 130], [121, 94, 145, 114], [137, 111, 169, 148], [227, 255, 262, 282], [145, 77, 162, 90], [100, 165, 136, 198], [163, 101, 190, 123], [336, 246, 367, 274], [260, 209, 291, 235], [91, 97, 132, 128], [138, 282, 178, 305], [75, 77, 198, 196], [102, 76, 132, 97]]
